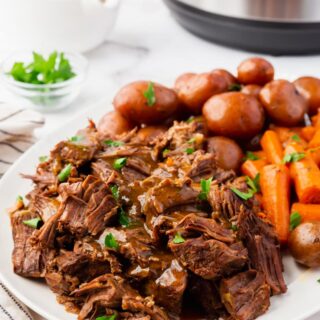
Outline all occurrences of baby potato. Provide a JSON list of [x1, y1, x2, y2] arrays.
[[241, 84, 262, 98], [237, 57, 274, 85], [207, 136, 243, 171], [97, 111, 134, 138], [288, 222, 320, 268], [259, 80, 307, 126], [203, 92, 265, 140], [294, 76, 320, 115], [212, 69, 238, 87], [114, 81, 179, 125], [174, 72, 228, 115]]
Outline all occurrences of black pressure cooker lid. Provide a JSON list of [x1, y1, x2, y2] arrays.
[[163, 0, 320, 55]]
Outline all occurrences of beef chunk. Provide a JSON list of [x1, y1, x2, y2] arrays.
[[92, 159, 117, 184], [143, 179, 199, 217], [238, 209, 287, 295], [220, 270, 270, 320], [145, 259, 187, 314], [169, 237, 248, 280], [28, 194, 60, 222], [11, 209, 50, 277], [170, 213, 234, 244]]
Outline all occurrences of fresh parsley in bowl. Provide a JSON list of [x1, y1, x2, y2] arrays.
[[1, 51, 87, 111]]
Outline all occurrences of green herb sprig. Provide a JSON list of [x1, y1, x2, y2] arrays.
[[143, 82, 156, 106], [282, 152, 305, 164], [104, 233, 119, 250], [23, 217, 42, 229], [290, 211, 302, 231], [198, 178, 212, 200], [113, 158, 127, 170], [173, 233, 185, 244], [96, 314, 117, 320], [58, 164, 72, 182], [243, 151, 260, 161], [231, 174, 260, 201], [104, 140, 124, 147]]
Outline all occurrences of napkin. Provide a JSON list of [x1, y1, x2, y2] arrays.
[[0, 102, 44, 177], [0, 102, 44, 320]]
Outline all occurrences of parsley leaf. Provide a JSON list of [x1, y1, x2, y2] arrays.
[[173, 233, 185, 244], [317, 278, 320, 284], [244, 151, 259, 161], [162, 149, 170, 157], [228, 83, 242, 92], [291, 134, 300, 142], [143, 82, 156, 106], [282, 152, 305, 164], [231, 187, 254, 200], [113, 158, 127, 170], [230, 224, 238, 231], [119, 207, 130, 227], [290, 211, 302, 231], [246, 174, 260, 193], [69, 135, 83, 142], [185, 147, 195, 155], [96, 314, 117, 320], [23, 217, 42, 229], [198, 178, 212, 200], [39, 155, 48, 163], [16, 195, 23, 202], [110, 185, 119, 200], [104, 233, 119, 250], [9, 51, 76, 85], [188, 137, 196, 144], [58, 164, 72, 182], [104, 140, 124, 147], [186, 116, 195, 124]]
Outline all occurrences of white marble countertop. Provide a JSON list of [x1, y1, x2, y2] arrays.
[[1, 0, 320, 319]]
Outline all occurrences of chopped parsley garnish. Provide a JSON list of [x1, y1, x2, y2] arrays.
[[173, 233, 185, 244], [16, 195, 23, 202], [231, 175, 260, 201], [188, 137, 196, 144], [185, 147, 195, 155], [282, 152, 305, 164], [317, 278, 320, 284], [162, 149, 170, 157], [244, 151, 259, 161], [228, 83, 242, 92], [69, 135, 83, 142], [186, 116, 195, 124], [290, 211, 302, 231], [119, 207, 130, 227], [143, 82, 156, 106], [104, 233, 119, 250], [9, 51, 76, 85], [39, 155, 48, 163], [291, 134, 300, 142], [58, 164, 72, 182], [198, 178, 212, 200], [23, 217, 42, 229], [110, 185, 119, 200], [230, 224, 238, 231], [104, 140, 124, 147], [96, 314, 117, 320], [113, 157, 127, 170]]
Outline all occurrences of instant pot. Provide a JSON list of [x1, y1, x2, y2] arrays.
[[163, 0, 320, 54]]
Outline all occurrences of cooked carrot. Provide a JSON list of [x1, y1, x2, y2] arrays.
[[260, 164, 290, 244], [311, 110, 320, 128], [307, 147, 320, 166], [271, 125, 306, 147], [301, 126, 316, 142], [260, 130, 283, 164], [253, 150, 267, 160], [241, 159, 267, 178], [308, 129, 320, 148], [285, 143, 320, 203], [291, 203, 320, 222]]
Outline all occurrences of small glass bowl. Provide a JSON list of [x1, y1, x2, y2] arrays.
[[0, 51, 88, 112]]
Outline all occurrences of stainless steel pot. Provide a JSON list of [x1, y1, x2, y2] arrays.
[[164, 0, 320, 54]]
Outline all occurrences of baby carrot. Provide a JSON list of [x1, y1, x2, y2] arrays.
[[301, 126, 316, 142], [308, 129, 320, 148], [285, 143, 320, 203], [260, 164, 290, 244], [307, 147, 320, 166], [241, 159, 267, 178], [260, 130, 283, 164], [291, 203, 320, 222]]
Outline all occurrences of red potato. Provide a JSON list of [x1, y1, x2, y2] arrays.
[[174, 72, 228, 114], [207, 136, 243, 171], [212, 69, 238, 87], [259, 80, 307, 126], [294, 76, 320, 115], [114, 81, 179, 125], [237, 57, 274, 85], [241, 84, 262, 98], [97, 111, 134, 138], [203, 92, 265, 140]]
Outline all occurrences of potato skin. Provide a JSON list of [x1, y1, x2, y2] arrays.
[[114, 81, 179, 125], [294, 76, 320, 115], [212, 69, 237, 87], [207, 136, 243, 171], [259, 80, 307, 126], [203, 92, 265, 140], [241, 84, 262, 98], [237, 57, 274, 85], [174, 72, 228, 115], [97, 111, 134, 138], [288, 222, 320, 268]]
